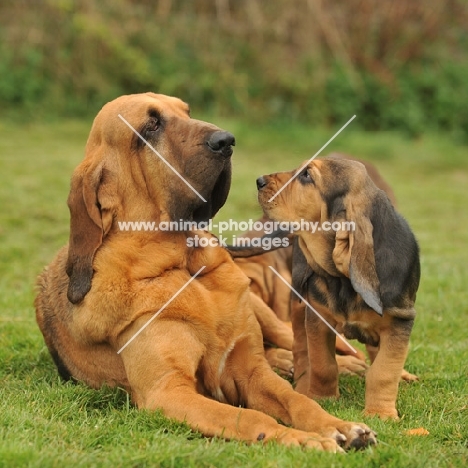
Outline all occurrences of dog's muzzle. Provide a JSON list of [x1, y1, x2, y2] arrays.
[[256, 176, 267, 190], [207, 131, 235, 158]]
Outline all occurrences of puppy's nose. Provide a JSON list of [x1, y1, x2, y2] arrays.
[[256, 176, 267, 190], [207, 131, 235, 155]]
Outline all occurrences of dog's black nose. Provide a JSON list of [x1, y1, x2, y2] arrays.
[[256, 176, 267, 190], [207, 131, 235, 154]]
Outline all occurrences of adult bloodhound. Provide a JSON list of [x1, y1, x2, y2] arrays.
[[35, 93, 377, 451], [256, 156, 420, 419]]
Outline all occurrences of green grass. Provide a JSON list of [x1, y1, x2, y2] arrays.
[[0, 117, 467, 467]]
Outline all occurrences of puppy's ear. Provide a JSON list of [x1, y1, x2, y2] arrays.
[[331, 195, 383, 315], [66, 162, 104, 304], [193, 165, 231, 222]]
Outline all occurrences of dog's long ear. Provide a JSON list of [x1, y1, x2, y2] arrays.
[[66, 162, 104, 304], [193, 165, 231, 222], [331, 192, 383, 315]]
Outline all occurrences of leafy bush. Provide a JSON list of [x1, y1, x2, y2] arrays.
[[1, 0, 467, 139]]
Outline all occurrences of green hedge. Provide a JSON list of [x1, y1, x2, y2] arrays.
[[1, 0, 467, 139]]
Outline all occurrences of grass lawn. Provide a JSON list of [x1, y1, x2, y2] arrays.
[[0, 115, 467, 467]]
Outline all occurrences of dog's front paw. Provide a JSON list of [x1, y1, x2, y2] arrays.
[[364, 406, 399, 420], [336, 354, 368, 376], [259, 428, 344, 452], [327, 421, 377, 450]]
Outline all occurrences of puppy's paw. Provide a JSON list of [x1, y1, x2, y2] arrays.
[[336, 354, 368, 376], [401, 369, 418, 382], [364, 406, 399, 420], [264, 347, 294, 378]]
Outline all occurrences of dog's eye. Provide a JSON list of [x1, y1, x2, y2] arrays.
[[299, 168, 314, 184], [146, 117, 160, 133]]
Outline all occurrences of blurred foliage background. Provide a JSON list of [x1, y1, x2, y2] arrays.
[[1, 0, 467, 139]]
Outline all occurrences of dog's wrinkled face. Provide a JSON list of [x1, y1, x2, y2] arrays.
[[257, 157, 386, 314], [66, 93, 235, 303], [84, 92, 235, 222], [256, 157, 369, 224]]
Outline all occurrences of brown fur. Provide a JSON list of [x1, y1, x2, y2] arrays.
[[35, 93, 377, 451], [257, 156, 420, 419]]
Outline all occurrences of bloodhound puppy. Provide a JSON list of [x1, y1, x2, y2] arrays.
[[234, 155, 398, 377], [35, 93, 377, 451], [256, 156, 420, 419]]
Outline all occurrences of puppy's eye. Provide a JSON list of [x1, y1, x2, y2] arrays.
[[299, 168, 314, 184]]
